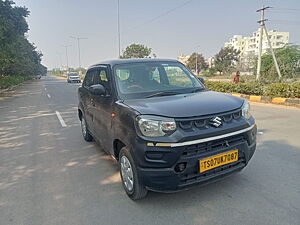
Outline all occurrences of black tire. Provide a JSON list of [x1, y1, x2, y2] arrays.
[[119, 147, 148, 200], [80, 115, 93, 142]]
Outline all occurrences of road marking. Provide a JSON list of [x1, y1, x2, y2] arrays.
[[55, 111, 67, 127], [258, 131, 264, 135], [47, 94, 51, 98], [45, 87, 47, 91]]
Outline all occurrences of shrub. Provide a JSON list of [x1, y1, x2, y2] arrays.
[[0, 75, 33, 89], [205, 81, 299, 98], [205, 81, 264, 96], [265, 83, 300, 98]]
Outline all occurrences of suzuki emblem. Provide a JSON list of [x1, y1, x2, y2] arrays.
[[210, 116, 222, 127]]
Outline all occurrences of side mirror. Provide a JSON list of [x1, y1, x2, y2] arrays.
[[89, 84, 106, 96], [198, 77, 205, 84]]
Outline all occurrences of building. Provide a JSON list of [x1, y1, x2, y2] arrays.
[[207, 57, 215, 68], [224, 29, 289, 69], [177, 54, 191, 65]]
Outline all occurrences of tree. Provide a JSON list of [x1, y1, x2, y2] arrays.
[[214, 47, 240, 74], [186, 53, 208, 74], [254, 45, 300, 81], [0, 0, 46, 76], [121, 43, 153, 59]]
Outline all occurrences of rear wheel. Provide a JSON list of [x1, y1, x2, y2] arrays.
[[119, 147, 148, 200], [80, 115, 93, 142]]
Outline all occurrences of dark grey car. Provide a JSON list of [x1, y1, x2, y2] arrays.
[[78, 59, 257, 200]]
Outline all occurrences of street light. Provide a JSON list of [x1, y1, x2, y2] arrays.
[[56, 52, 63, 74], [61, 45, 71, 72], [70, 36, 87, 74]]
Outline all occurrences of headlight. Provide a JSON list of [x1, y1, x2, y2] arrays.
[[136, 115, 176, 137], [242, 100, 251, 120]]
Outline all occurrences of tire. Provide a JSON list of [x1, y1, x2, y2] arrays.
[[119, 147, 148, 200], [80, 115, 93, 142]]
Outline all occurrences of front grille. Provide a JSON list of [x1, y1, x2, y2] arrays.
[[177, 134, 247, 186], [181, 134, 245, 158], [176, 109, 242, 130], [179, 158, 245, 185]]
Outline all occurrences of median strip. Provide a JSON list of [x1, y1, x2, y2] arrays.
[[55, 111, 67, 127]]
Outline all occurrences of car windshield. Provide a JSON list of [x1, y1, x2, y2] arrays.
[[68, 73, 78, 77], [114, 62, 204, 99]]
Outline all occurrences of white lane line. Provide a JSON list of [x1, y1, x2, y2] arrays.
[[55, 111, 67, 127], [47, 94, 51, 98], [45, 87, 47, 91]]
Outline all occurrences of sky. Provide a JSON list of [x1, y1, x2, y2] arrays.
[[13, 0, 300, 69]]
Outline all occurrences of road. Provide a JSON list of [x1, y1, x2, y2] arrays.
[[0, 76, 299, 225]]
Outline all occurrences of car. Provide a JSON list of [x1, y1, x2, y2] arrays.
[[67, 73, 81, 83], [77, 59, 257, 200]]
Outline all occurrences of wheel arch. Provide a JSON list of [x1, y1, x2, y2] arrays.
[[113, 139, 126, 160], [78, 108, 83, 121]]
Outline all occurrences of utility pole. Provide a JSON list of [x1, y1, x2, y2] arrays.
[[256, 6, 281, 80], [263, 25, 282, 79], [70, 36, 87, 74], [62, 45, 71, 72], [194, 45, 201, 75], [117, 0, 121, 58], [195, 54, 198, 75]]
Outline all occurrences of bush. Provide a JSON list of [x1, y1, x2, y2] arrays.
[[205, 81, 300, 98], [205, 81, 264, 96], [265, 83, 300, 98], [0, 75, 33, 89]]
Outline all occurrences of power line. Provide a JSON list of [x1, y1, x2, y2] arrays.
[[122, 0, 194, 34], [270, 8, 300, 11], [269, 19, 300, 25]]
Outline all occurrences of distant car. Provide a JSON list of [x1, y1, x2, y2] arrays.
[[67, 73, 81, 83], [78, 59, 257, 200]]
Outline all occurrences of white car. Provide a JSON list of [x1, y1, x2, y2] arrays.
[[67, 73, 81, 83]]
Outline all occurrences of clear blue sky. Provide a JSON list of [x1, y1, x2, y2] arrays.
[[14, 0, 300, 69]]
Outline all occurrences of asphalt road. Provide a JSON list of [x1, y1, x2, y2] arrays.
[[0, 76, 299, 225]]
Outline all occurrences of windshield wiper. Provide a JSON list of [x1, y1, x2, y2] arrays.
[[191, 87, 205, 93], [145, 91, 182, 98]]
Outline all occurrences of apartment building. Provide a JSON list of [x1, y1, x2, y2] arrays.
[[224, 29, 289, 69], [177, 54, 191, 65]]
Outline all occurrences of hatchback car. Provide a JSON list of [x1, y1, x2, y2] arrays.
[[78, 59, 257, 200]]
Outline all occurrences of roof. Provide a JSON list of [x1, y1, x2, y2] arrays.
[[89, 58, 179, 68]]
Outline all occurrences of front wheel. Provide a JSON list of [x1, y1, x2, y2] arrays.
[[80, 115, 93, 142], [119, 147, 148, 200]]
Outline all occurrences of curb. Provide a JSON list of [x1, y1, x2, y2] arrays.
[[230, 93, 300, 107]]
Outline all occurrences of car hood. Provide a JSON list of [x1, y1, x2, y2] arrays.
[[123, 91, 244, 118]]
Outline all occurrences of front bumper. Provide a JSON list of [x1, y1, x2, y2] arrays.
[[134, 124, 257, 192], [68, 79, 81, 82]]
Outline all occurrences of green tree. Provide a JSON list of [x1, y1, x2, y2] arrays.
[[121, 43, 153, 59], [254, 45, 300, 81], [0, 0, 46, 76], [214, 47, 240, 74], [186, 52, 208, 74]]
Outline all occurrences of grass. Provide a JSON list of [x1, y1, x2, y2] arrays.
[[0, 76, 34, 89]]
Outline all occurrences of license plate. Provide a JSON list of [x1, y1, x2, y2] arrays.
[[199, 150, 238, 173]]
